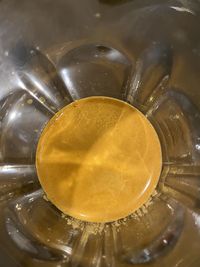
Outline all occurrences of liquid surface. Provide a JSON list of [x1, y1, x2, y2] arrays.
[[36, 97, 162, 222]]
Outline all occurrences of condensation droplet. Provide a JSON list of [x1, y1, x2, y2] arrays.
[[27, 99, 33, 105]]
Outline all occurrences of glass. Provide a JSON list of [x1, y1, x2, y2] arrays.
[[0, 0, 200, 266]]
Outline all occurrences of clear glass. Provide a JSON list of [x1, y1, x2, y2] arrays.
[[0, 0, 200, 266]]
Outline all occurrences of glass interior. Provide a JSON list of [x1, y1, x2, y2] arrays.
[[0, 0, 200, 266]]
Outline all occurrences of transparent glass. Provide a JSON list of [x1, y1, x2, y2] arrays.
[[0, 0, 200, 266]]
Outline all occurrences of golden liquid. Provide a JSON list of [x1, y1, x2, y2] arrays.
[[36, 97, 162, 223]]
